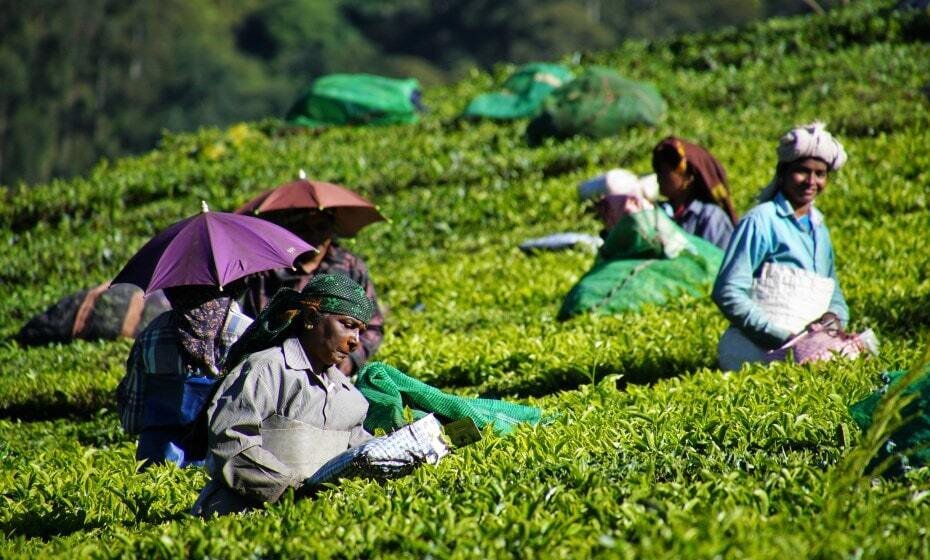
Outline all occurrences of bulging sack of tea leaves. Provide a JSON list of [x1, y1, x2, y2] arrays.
[[17, 283, 170, 345]]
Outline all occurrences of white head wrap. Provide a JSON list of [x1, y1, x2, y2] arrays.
[[578, 169, 659, 202], [757, 122, 847, 202]]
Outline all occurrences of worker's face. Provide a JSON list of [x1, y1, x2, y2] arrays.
[[594, 195, 648, 229], [781, 158, 829, 210], [300, 313, 365, 367], [272, 211, 335, 247], [656, 162, 691, 202]]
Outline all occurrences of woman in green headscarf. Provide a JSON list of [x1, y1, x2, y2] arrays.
[[193, 273, 376, 517]]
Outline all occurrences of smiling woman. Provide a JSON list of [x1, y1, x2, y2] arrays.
[[712, 122, 852, 371], [192, 273, 376, 517]]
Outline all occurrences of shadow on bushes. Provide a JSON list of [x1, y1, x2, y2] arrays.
[[864, 290, 930, 338], [0, 390, 112, 422], [477, 354, 710, 399], [1, 508, 188, 541]]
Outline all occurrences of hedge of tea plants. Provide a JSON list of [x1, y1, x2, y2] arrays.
[[1, 1, 929, 557]]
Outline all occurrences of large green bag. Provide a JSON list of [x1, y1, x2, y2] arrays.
[[527, 66, 666, 143], [849, 368, 930, 475], [286, 74, 421, 127], [355, 362, 542, 435], [462, 63, 573, 120], [558, 209, 723, 320]]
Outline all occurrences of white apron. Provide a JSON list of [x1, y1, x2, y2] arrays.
[[718, 262, 835, 371]]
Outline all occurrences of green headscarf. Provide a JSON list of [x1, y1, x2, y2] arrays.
[[225, 273, 373, 371], [302, 273, 374, 322]]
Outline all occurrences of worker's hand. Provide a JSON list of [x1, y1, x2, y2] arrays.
[[806, 312, 848, 338], [817, 312, 840, 326]]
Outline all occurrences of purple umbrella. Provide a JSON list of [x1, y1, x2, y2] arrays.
[[111, 204, 315, 294]]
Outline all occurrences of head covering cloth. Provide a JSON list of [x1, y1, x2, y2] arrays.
[[578, 169, 659, 202], [652, 136, 738, 225], [757, 121, 847, 202], [224, 273, 373, 372], [163, 286, 231, 376]]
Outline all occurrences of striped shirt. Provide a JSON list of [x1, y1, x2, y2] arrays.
[[204, 337, 372, 504]]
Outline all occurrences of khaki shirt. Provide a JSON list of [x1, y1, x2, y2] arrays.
[[205, 337, 372, 504]]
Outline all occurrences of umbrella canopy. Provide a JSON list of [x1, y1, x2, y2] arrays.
[[111, 208, 315, 294], [236, 179, 385, 237]]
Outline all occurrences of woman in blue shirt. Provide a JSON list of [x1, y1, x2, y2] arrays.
[[712, 122, 849, 370]]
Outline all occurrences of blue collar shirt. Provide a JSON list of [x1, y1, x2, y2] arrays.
[[712, 191, 849, 347], [662, 199, 734, 250]]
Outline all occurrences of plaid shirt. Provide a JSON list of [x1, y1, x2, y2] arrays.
[[116, 302, 252, 435], [239, 244, 383, 372]]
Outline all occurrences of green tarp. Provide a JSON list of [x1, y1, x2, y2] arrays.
[[527, 66, 666, 144], [849, 368, 930, 475], [558, 209, 723, 320], [462, 63, 573, 120], [286, 74, 421, 127], [355, 361, 542, 435]]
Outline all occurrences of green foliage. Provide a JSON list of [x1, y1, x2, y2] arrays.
[[0, 0, 273, 186], [2, 2, 930, 557], [2, 0, 822, 187]]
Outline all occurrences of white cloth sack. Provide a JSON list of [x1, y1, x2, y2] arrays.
[[718, 262, 835, 371]]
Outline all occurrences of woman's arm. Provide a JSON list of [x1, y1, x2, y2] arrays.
[[207, 363, 300, 504], [712, 216, 792, 347]]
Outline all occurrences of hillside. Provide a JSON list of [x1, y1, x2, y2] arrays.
[[1, 1, 929, 557]]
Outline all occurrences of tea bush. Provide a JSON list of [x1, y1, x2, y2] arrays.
[[1, 1, 929, 557]]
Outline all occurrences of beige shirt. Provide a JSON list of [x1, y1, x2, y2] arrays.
[[205, 337, 372, 504]]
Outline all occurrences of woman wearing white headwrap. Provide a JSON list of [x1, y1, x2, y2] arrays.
[[712, 122, 850, 371]]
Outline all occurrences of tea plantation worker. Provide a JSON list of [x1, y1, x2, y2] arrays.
[[578, 169, 660, 235], [651, 136, 739, 249], [192, 273, 375, 517], [712, 122, 849, 371], [116, 282, 252, 468], [239, 208, 383, 376]]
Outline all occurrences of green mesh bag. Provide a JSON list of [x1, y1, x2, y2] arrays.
[[355, 362, 542, 435], [462, 63, 573, 120], [558, 209, 723, 320], [527, 66, 666, 144], [849, 368, 930, 475], [286, 74, 421, 127]]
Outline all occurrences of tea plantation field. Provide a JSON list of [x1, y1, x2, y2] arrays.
[[2, 2, 929, 557]]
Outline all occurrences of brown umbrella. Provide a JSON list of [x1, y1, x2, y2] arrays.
[[236, 177, 386, 237]]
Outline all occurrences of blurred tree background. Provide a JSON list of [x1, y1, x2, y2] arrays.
[[0, 0, 830, 187]]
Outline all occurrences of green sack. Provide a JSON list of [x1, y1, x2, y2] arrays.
[[355, 362, 542, 435], [849, 368, 930, 475], [527, 66, 666, 144], [558, 209, 723, 320], [286, 74, 421, 127], [463, 63, 573, 120]]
